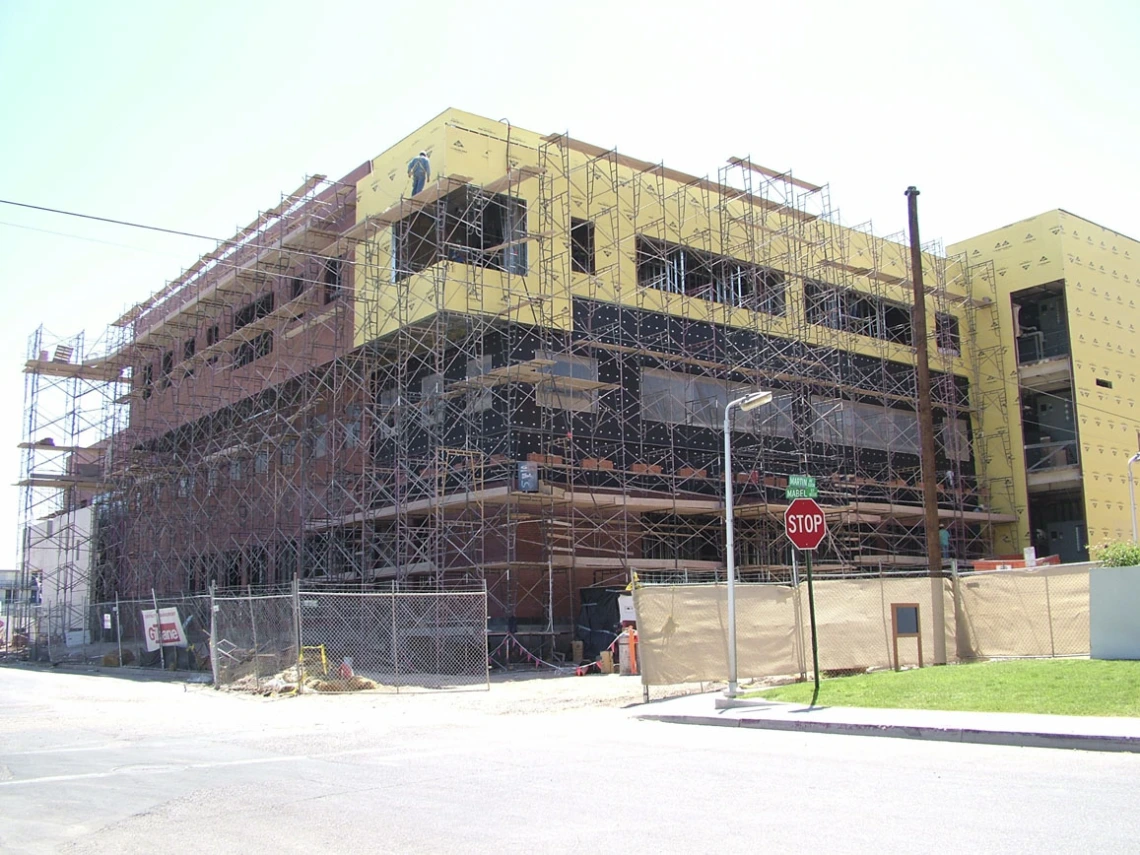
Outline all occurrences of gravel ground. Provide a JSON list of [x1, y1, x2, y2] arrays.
[[1, 659, 733, 722]]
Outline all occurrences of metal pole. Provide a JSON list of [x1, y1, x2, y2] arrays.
[[209, 582, 218, 688], [1128, 453, 1140, 542], [247, 585, 259, 692], [115, 594, 122, 667], [906, 186, 947, 665], [805, 548, 821, 707], [391, 589, 400, 692], [151, 588, 165, 671], [723, 391, 772, 698], [292, 574, 302, 694], [790, 549, 806, 681], [724, 400, 739, 697]]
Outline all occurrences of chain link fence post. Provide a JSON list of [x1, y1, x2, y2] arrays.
[[208, 583, 218, 687], [247, 587, 260, 692], [483, 580, 490, 691], [292, 576, 302, 695], [391, 590, 399, 690], [150, 588, 165, 671]]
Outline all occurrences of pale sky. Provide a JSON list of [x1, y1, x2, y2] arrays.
[[1, 0, 1138, 566]]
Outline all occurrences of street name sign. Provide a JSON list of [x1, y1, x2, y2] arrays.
[[784, 474, 818, 500]]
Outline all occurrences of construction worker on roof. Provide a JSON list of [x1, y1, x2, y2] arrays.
[[408, 151, 431, 196]]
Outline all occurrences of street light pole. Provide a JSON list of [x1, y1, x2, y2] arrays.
[[1128, 452, 1140, 543], [724, 390, 773, 698]]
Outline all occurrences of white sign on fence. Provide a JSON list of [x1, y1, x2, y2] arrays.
[[618, 594, 637, 623], [140, 607, 188, 651]]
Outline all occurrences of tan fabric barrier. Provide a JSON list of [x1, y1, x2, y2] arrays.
[[633, 584, 799, 686], [805, 577, 955, 672], [634, 566, 1089, 687], [957, 565, 1090, 659]]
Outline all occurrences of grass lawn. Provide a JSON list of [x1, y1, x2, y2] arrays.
[[745, 659, 1140, 717]]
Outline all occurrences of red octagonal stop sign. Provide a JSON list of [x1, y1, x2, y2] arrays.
[[785, 498, 827, 550]]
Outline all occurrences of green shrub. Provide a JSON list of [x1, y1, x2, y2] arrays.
[[1092, 540, 1140, 567]]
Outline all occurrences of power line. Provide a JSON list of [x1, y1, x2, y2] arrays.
[[0, 219, 184, 256], [0, 198, 220, 243]]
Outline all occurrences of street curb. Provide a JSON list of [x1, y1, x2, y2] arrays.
[[636, 713, 1140, 753]]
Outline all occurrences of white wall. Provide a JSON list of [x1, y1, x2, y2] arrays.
[[27, 506, 93, 616], [1090, 566, 1140, 660]]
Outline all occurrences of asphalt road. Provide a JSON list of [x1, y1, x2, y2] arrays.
[[1, 665, 1138, 854]]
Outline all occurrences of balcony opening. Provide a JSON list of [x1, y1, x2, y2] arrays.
[[1028, 490, 1088, 563], [1013, 281, 1070, 364], [393, 186, 527, 281], [1021, 390, 1078, 471]]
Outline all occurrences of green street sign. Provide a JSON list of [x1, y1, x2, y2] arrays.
[[785, 486, 819, 499], [785, 475, 818, 499]]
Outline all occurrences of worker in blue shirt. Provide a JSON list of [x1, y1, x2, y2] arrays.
[[408, 151, 431, 196]]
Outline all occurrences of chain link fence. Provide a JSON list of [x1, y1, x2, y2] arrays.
[[635, 564, 1093, 687], [11, 584, 488, 695], [211, 586, 489, 693], [212, 593, 297, 690], [22, 595, 212, 670]]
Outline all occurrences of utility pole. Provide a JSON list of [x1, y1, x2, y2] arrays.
[[906, 186, 947, 665]]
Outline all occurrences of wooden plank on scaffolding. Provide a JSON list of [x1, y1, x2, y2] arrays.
[[23, 359, 125, 382], [727, 157, 823, 193], [542, 134, 816, 222], [481, 166, 545, 195], [369, 176, 473, 227]]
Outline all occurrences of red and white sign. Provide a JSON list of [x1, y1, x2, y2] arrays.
[[785, 498, 828, 551], [140, 607, 188, 651]]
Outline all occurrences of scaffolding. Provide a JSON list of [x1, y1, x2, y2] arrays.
[[16, 116, 1016, 660]]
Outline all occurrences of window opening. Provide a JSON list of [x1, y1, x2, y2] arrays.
[[571, 218, 595, 275], [234, 332, 273, 368], [635, 236, 785, 315], [323, 258, 344, 303], [234, 293, 274, 330], [936, 313, 961, 355]]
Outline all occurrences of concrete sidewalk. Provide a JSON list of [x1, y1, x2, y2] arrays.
[[635, 693, 1140, 753]]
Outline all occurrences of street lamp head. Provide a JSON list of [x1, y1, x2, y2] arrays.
[[738, 390, 773, 412]]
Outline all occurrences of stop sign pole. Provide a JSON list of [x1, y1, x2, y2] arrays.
[[785, 498, 827, 706]]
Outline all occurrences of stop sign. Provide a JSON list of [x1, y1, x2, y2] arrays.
[[785, 498, 827, 550]]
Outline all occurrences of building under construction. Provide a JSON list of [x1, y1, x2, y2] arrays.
[[19, 108, 1040, 651]]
